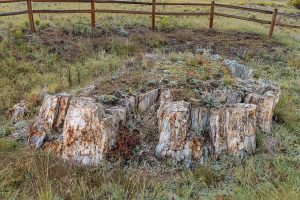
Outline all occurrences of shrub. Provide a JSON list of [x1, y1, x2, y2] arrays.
[[289, 0, 300, 9], [223, 67, 234, 86], [97, 94, 118, 104], [184, 54, 207, 67], [106, 38, 138, 57], [132, 32, 167, 48]]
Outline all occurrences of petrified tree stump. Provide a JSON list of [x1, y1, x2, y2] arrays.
[[209, 104, 257, 155], [156, 99, 191, 161], [155, 91, 210, 165], [29, 81, 280, 166], [62, 97, 126, 164], [155, 90, 258, 164], [245, 85, 280, 133]]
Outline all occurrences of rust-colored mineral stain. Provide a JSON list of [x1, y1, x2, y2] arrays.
[[191, 138, 202, 160], [66, 128, 75, 147]]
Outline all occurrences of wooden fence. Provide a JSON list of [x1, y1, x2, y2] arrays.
[[1, 0, 300, 38]]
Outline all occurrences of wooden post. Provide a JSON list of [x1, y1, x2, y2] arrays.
[[152, 0, 156, 31], [209, 1, 215, 28], [26, 0, 35, 33], [268, 8, 277, 39], [91, 0, 96, 30]]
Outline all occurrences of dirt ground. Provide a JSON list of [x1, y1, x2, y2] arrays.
[[37, 26, 284, 62]]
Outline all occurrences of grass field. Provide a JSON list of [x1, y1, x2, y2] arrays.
[[0, 0, 300, 199]]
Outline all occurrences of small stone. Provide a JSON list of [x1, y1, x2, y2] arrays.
[[112, 76, 118, 80], [117, 28, 129, 37], [12, 120, 29, 139], [77, 84, 96, 95], [224, 59, 253, 80], [146, 80, 157, 86], [210, 54, 222, 61], [8, 100, 28, 124], [168, 80, 178, 87]]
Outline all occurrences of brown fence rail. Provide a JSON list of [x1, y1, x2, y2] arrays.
[[1, 0, 300, 38]]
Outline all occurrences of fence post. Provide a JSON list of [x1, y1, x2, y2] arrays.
[[91, 0, 96, 30], [209, 1, 215, 28], [26, 0, 35, 33], [268, 8, 277, 39], [152, 0, 156, 31]]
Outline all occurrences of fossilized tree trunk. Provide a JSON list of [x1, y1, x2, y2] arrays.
[[209, 104, 257, 155], [29, 94, 70, 148], [61, 97, 126, 164], [156, 90, 258, 165], [245, 87, 280, 133], [29, 95, 128, 164], [156, 99, 191, 160], [155, 90, 209, 165], [29, 81, 280, 166]]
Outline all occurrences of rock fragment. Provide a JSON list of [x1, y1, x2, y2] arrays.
[[28, 94, 70, 148], [137, 89, 159, 112], [245, 84, 280, 133], [8, 100, 28, 124], [11, 120, 29, 140], [224, 59, 253, 80]]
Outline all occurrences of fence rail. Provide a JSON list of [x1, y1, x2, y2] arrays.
[[1, 0, 300, 38]]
